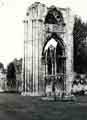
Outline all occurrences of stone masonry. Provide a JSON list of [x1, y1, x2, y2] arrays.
[[22, 2, 74, 96]]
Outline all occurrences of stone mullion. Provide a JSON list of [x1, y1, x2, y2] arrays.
[[51, 50, 54, 75], [55, 48, 56, 75], [45, 51, 47, 76], [53, 51, 54, 75], [63, 54, 66, 91]]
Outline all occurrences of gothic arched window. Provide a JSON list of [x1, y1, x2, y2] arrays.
[[44, 6, 65, 26]]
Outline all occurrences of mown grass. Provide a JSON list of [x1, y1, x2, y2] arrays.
[[0, 93, 86, 120]]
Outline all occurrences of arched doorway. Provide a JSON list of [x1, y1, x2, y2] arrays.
[[42, 34, 66, 96], [6, 62, 17, 92]]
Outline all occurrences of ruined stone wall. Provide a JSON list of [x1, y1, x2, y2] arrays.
[[22, 2, 74, 96]]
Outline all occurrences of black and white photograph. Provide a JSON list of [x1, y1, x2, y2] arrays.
[[0, 0, 87, 119]]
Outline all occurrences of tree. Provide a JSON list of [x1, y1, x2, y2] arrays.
[[13, 58, 22, 73], [0, 62, 5, 74], [0, 62, 4, 69], [73, 16, 87, 73], [7, 62, 16, 87]]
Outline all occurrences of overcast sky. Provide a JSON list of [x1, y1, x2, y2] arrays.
[[0, 0, 87, 68]]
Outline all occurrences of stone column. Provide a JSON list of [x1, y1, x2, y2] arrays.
[[28, 19, 33, 93], [33, 19, 39, 95], [32, 19, 44, 95], [22, 2, 48, 96], [45, 51, 48, 76], [65, 8, 74, 95], [22, 18, 34, 95], [24, 20, 28, 93], [55, 48, 56, 75], [23, 19, 32, 93]]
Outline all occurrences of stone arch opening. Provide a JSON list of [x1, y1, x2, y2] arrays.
[[43, 34, 65, 74], [44, 6, 65, 26], [7, 62, 16, 88], [42, 33, 66, 95], [43, 34, 65, 73]]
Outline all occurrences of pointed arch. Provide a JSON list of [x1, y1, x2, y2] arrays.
[[42, 33, 65, 56], [44, 6, 65, 26]]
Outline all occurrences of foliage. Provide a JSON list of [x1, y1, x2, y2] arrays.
[[13, 58, 22, 74], [73, 16, 87, 73], [0, 62, 4, 70], [7, 62, 16, 87]]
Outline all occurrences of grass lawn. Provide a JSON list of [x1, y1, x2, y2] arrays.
[[0, 93, 87, 120], [31, 96, 87, 120]]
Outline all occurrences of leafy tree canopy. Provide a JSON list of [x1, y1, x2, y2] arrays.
[[73, 16, 87, 73]]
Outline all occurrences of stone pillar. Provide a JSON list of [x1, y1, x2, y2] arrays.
[[55, 48, 56, 75], [23, 20, 28, 93], [27, 18, 44, 96], [28, 19, 33, 93], [22, 18, 34, 95], [65, 8, 74, 95], [32, 19, 39, 95]]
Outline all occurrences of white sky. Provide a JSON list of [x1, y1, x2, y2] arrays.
[[45, 38, 57, 51], [0, 0, 87, 68]]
